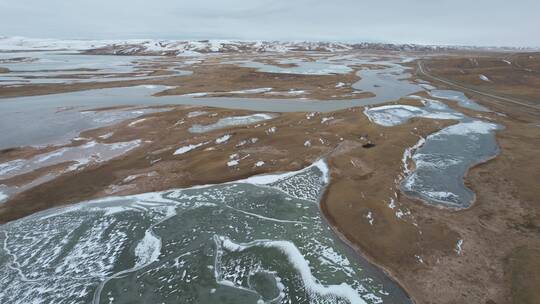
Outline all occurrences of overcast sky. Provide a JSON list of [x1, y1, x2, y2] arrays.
[[0, 0, 538, 46]]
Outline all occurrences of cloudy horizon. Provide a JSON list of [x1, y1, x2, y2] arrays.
[[1, 0, 539, 47]]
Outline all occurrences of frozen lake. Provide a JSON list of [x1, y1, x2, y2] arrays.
[[0, 160, 411, 304]]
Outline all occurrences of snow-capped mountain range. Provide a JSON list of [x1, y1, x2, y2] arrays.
[[0, 36, 534, 55]]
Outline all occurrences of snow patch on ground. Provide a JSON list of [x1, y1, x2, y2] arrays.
[[227, 160, 239, 167], [237, 159, 329, 186], [173, 141, 209, 155], [122, 172, 157, 183], [187, 111, 207, 118], [321, 116, 334, 124], [98, 132, 114, 139], [365, 212, 374, 225], [455, 239, 464, 255], [266, 127, 277, 134], [189, 114, 275, 133], [128, 118, 147, 127], [228, 88, 273, 94], [0, 191, 8, 203], [236, 137, 258, 147], [388, 198, 396, 209], [215, 134, 231, 144]]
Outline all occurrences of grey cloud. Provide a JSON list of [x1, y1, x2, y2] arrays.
[[0, 0, 538, 46]]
